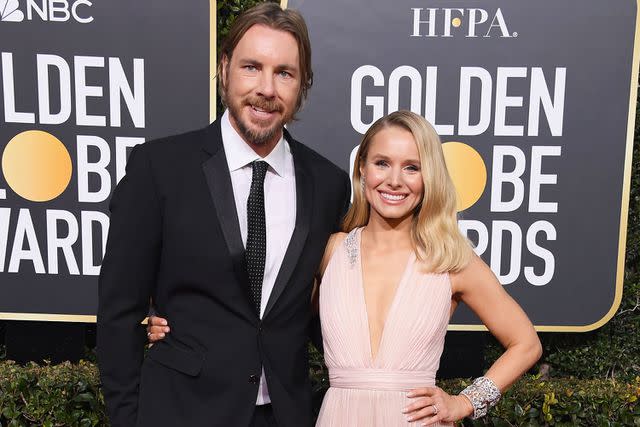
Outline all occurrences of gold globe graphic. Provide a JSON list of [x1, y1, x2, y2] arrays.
[[442, 142, 487, 212], [2, 130, 72, 202]]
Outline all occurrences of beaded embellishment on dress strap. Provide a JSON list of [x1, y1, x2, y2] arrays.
[[344, 228, 359, 267]]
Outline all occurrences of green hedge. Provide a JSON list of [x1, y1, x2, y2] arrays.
[[1, 360, 638, 426], [0, 361, 105, 427], [454, 377, 640, 426]]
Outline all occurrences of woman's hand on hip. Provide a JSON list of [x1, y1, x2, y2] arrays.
[[403, 386, 474, 425]]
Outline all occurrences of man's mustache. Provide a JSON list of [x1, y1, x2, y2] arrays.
[[245, 97, 283, 114]]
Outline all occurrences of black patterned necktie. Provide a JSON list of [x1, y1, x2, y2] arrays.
[[246, 160, 268, 314]]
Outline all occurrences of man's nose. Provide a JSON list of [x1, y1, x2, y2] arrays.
[[257, 73, 276, 98]]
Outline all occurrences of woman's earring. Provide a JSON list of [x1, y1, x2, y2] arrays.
[[360, 175, 365, 190]]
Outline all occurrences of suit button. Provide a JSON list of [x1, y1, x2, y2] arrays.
[[249, 374, 259, 384]]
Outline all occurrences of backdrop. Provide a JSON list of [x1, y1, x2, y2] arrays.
[[283, 0, 639, 330], [0, 0, 637, 331], [0, 0, 215, 321]]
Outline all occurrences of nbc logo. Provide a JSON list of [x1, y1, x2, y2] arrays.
[[1, 0, 24, 22], [0, 0, 93, 23]]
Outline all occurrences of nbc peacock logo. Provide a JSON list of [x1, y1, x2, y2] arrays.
[[1, 0, 24, 22]]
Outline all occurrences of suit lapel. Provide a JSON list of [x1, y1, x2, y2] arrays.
[[200, 122, 253, 309], [264, 133, 313, 318]]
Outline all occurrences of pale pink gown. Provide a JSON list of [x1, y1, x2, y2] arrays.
[[317, 228, 453, 427]]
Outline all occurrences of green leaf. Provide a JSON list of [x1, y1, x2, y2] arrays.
[[72, 392, 95, 404]]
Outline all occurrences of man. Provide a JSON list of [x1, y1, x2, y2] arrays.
[[97, 3, 350, 426]]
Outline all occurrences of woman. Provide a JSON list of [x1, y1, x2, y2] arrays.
[[148, 111, 542, 426]]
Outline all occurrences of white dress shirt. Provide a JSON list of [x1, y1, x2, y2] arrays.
[[220, 110, 297, 405]]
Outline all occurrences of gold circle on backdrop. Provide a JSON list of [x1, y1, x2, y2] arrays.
[[442, 141, 487, 212], [2, 130, 72, 202], [452, 17, 462, 28]]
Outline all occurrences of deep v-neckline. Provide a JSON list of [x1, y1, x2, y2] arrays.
[[356, 227, 415, 365]]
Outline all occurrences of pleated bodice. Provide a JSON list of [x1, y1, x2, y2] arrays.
[[316, 227, 453, 427]]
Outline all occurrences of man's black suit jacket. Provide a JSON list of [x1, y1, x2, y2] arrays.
[[97, 119, 350, 427]]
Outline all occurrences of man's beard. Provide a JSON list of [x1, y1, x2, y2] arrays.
[[228, 95, 292, 146]]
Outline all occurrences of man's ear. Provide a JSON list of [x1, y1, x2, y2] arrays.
[[220, 55, 229, 87]]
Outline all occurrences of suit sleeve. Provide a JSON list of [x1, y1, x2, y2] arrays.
[[97, 145, 162, 427], [335, 170, 352, 232]]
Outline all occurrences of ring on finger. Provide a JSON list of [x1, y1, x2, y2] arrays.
[[432, 404, 439, 415], [147, 331, 152, 337]]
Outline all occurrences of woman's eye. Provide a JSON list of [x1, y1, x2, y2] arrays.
[[405, 165, 420, 172], [374, 160, 388, 167]]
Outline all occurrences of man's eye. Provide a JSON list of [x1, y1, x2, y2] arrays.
[[244, 65, 257, 71], [279, 71, 292, 78]]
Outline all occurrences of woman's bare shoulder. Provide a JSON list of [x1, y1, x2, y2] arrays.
[[318, 232, 348, 278], [450, 253, 499, 295], [328, 231, 348, 249]]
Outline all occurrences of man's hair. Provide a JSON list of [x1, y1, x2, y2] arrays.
[[217, 2, 313, 113]]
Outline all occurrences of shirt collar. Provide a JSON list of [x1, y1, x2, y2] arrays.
[[221, 110, 288, 177]]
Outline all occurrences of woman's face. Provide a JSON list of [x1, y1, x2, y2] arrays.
[[360, 126, 424, 224]]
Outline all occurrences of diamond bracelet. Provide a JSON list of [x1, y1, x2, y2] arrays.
[[459, 376, 501, 419]]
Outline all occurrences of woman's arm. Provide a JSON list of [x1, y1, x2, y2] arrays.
[[406, 254, 541, 425], [452, 254, 542, 392], [311, 232, 347, 313]]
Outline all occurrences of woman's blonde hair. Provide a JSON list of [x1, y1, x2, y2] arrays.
[[342, 110, 473, 273]]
